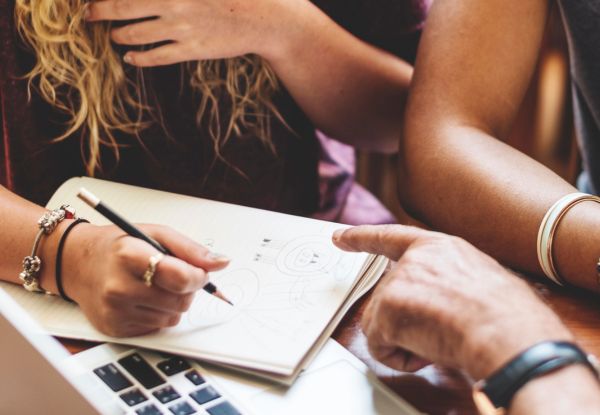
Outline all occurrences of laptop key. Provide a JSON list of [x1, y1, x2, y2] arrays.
[[136, 404, 162, 415], [206, 401, 242, 415], [93, 363, 132, 392], [157, 356, 192, 376], [118, 353, 166, 389], [169, 400, 196, 415], [190, 385, 220, 405], [184, 370, 206, 386], [120, 388, 148, 406], [153, 385, 181, 404]]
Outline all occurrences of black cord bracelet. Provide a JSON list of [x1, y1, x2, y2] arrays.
[[55, 218, 89, 303]]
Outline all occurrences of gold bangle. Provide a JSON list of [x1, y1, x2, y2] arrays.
[[539, 194, 600, 285]]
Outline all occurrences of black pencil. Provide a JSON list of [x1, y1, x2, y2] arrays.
[[77, 187, 233, 306]]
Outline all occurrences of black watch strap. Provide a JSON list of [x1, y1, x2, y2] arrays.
[[477, 341, 599, 409]]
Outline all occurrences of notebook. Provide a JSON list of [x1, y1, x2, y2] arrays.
[[1, 177, 387, 384]]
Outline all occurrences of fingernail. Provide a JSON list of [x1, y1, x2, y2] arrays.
[[207, 252, 230, 263], [332, 229, 344, 242], [123, 54, 133, 64]]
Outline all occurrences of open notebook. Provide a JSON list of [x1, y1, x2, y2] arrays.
[[1, 177, 388, 384]]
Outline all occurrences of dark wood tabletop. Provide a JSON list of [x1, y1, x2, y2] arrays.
[[60, 277, 600, 415]]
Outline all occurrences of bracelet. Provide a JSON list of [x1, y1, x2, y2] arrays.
[[55, 218, 89, 303], [473, 341, 600, 415], [19, 205, 76, 293], [536, 193, 600, 285]]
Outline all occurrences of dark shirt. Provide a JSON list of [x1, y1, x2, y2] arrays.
[[558, 1, 600, 194], [0, 0, 430, 214]]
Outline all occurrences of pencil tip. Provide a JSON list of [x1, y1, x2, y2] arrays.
[[215, 290, 234, 306]]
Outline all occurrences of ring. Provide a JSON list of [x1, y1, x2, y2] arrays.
[[142, 253, 164, 287]]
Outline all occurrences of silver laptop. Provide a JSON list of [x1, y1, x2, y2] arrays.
[[0, 287, 422, 415]]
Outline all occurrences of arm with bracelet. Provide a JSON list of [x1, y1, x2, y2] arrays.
[[0, 186, 230, 337], [399, 0, 600, 293]]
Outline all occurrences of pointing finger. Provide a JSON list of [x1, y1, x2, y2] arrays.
[[333, 225, 430, 261]]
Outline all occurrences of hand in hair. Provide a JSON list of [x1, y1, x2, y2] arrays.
[[62, 223, 229, 337], [86, 0, 293, 67]]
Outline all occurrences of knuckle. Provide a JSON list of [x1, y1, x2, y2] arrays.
[[101, 280, 126, 303], [156, 313, 172, 328], [113, 238, 134, 263], [379, 289, 398, 311], [376, 225, 395, 243], [174, 295, 187, 312], [140, 52, 158, 66], [399, 248, 421, 265], [115, 26, 137, 44], [169, 0, 187, 15], [183, 294, 195, 311], [168, 314, 182, 327], [170, 271, 191, 293], [114, 0, 131, 17], [174, 21, 192, 36]]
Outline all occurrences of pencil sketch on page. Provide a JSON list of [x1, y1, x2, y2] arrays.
[[185, 235, 359, 341]]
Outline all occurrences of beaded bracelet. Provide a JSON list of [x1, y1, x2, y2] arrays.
[[19, 205, 76, 294], [55, 218, 90, 302]]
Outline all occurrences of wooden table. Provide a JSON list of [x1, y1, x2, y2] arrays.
[[61, 278, 600, 415]]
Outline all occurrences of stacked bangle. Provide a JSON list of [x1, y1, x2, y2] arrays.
[[55, 218, 90, 303], [19, 205, 76, 294], [537, 193, 600, 285]]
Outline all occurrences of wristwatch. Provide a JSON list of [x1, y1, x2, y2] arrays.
[[472, 341, 600, 415]]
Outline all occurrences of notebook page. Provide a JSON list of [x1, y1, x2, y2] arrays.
[[4, 177, 375, 376]]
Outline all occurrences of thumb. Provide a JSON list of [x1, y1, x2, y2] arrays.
[[332, 225, 427, 261]]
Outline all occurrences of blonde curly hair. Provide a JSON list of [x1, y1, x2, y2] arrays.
[[15, 0, 283, 175]]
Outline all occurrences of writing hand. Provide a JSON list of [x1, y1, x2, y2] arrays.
[[63, 223, 229, 337]]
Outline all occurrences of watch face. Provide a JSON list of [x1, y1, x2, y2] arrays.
[[472, 389, 505, 415]]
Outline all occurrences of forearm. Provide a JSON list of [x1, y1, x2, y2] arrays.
[[261, 1, 411, 153], [463, 304, 600, 415], [511, 365, 600, 415], [398, 0, 600, 291], [401, 121, 600, 292], [0, 186, 69, 293]]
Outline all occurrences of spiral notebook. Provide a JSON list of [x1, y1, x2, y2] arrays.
[[1, 177, 387, 384]]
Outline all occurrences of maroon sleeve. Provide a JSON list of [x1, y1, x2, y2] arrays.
[[0, 0, 13, 89], [0, 0, 13, 188], [312, 0, 432, 62]]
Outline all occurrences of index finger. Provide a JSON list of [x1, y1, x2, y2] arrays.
[[86, 0, 163, 22], [332, 225, 431, 261]]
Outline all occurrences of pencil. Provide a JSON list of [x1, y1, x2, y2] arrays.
[[77, 188, 233, 306]]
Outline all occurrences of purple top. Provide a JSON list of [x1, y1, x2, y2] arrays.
[[0, 0, 430, 224]]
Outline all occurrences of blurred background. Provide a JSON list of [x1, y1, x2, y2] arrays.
[[357, 6, 577, 223]]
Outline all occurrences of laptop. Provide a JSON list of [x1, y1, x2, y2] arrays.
[[0, 287, 422, 415]]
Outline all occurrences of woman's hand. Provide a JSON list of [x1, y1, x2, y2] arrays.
[[62, 223, 229, 337], [85, 0, 291, 66], [333, 225, 572, 379]]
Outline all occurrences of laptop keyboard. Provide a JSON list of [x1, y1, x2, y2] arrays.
[[92, 350, 243, 415]]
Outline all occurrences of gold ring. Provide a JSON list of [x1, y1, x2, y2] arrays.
[[142, 253, 164, 287]]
